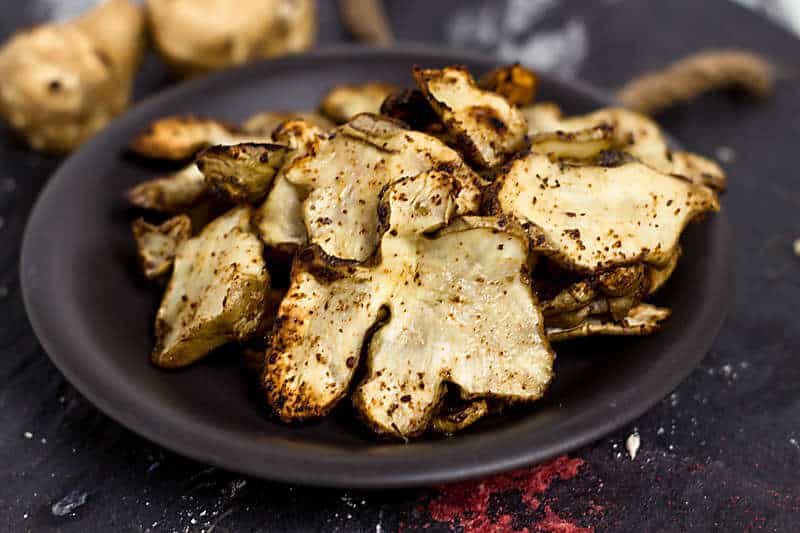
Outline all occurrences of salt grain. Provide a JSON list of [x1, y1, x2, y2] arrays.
[[626, 433, 641, 460]]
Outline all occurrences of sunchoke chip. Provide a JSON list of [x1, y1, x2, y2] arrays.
[[0, 0, 145, 153], [546, 304, 671, 342], [242, 111, 333, 136], [131, 215, 191, 280], [522, 103, 727, 191], [127, 163, 208, 213], [478, 64, 538, 107], [130, 116, 271, 160], [254, 119, 327, 251], [197, 142, 290, 203], [265, 171, 554, 438], [414, 66, 528, 169], [153, 206, 270, 368], [319, 82, 398, 124], [491, 153, 719, 272], [145, 0, 316, 77]]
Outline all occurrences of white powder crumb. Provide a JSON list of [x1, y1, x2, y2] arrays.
[[23, 513, 28, 520], [668, 444, 675, 451], [24, 432, 33, 439], [657, 427, 665, 435], [793, 238, 800, 256], [626, 433, 641, 460], [790, 437, 799, 449], [190, 518, 196, 525], [670, 393, 679, 407], [715, 146, 736, 164], [376, 524, 383, 533], [721, 364, 733, 378], [51, 490, 88, 516], [40, 438, 47, 444]]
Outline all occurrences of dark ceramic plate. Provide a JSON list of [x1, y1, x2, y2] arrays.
[[20, 46, 732, 488]]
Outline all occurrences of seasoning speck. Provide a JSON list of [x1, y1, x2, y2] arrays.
[[626, 432, 641, 460]]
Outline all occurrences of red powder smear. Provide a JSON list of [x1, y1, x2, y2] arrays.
[[537, 505, 592, 533], [426, 455, 590, 533]]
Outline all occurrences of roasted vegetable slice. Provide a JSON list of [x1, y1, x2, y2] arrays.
[[130, 116, 270, 160], [319, 82, 398, 124], [413, 66, 528, 168], [131, 215, 191, 280], [126, 163, 208, 213], [253, 119, 327, 250], [647, 246, 681, 294], [431, 399, 490, 435], [379, 89, 440, 131], [478, 64, 538, 107], [490, 152, 719, 272], [265, 171, 553, 438], [197, 142, 290, 203], [242, 111, 333, 135], [546, 304, 671, 342], [529, 125, 615, 161], [0, 0, 145, 153], [540, 264, 648, 320], [153, 206, 269, 368], [279, 113, 483, 261], [522, 104, 727, 191]]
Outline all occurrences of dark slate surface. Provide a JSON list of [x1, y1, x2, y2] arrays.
[[1, 1, 798, 531]]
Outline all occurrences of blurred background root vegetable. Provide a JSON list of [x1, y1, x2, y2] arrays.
[[0, 0, 145, 154], [145, 0, 316, 78]]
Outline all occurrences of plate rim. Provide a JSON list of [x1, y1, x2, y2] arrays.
[[20, 44, 734, 488]]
